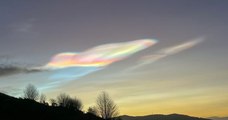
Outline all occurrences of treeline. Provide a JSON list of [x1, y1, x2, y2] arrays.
[[21, 84, 120, 120]]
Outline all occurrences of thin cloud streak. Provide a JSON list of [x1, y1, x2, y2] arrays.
[[125, 37, 205, 72]]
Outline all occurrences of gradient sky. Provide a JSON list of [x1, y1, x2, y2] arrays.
[[0, 0, 228, 117]]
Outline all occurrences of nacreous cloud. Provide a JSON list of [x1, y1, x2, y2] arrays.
[[43, 39, 158, 80], [45, 39, 157, 68]]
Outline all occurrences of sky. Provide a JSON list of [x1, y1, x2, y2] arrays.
[[0, 0, 228, 117]]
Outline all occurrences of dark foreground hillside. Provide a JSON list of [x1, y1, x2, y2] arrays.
[[120, 114, 211, 120], [0, 93, 103, 120]]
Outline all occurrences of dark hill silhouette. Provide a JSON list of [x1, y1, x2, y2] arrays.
[[0, 92, 103, 120], [120, 114, 211, 120], [208, 117, 228, 120]]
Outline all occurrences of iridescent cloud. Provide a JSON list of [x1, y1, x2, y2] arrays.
[[43, 39, 157, 79], [45, 39, 157, 69]]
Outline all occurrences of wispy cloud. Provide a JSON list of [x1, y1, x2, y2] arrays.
[[0, 65, 24, 76], [125, 37, 205, 72], [0, 86, 22, 97], [0, 55, 42, 77], [11, 18, 36, 33], [16, 23, 33, 32], [0, 63, 42, 77]]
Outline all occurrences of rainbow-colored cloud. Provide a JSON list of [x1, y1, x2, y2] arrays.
[[45, 39, 157, 69], [44, 39, 157, 80]]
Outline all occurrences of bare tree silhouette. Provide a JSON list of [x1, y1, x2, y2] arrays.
[[96, 91, 119, 120], [57, 93, 71, 107], [39, 93, 46, 103], [50, 98, 57, 107], [23, 84, 39, 100]]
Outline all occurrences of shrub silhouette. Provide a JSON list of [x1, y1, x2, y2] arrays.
[[87, 106, 98, 116], [56, 93, 83, 110]]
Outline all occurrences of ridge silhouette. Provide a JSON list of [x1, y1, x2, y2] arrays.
[[120, 114, 211, 120], [0, 92, 103, 120]]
